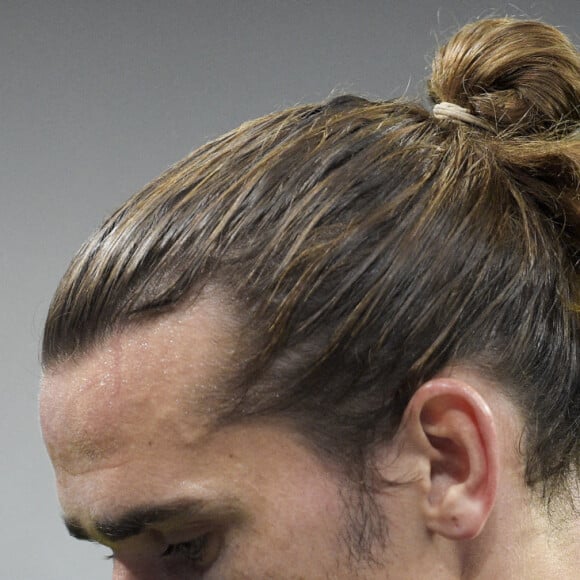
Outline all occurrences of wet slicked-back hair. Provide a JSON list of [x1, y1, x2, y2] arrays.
[[44, 19, 580, 502]]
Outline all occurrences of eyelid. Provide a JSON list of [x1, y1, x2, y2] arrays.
[[92, 513, 231, 564], [161, 535, 208, 557], [162, 532, 223, 572], [159, 520, 221, 544], [102, 531, 223, 573]]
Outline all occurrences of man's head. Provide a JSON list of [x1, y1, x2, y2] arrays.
[[40, 18, 580, 578]]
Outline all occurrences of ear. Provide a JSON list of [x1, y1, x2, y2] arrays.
[[403, 378, 499, 540]]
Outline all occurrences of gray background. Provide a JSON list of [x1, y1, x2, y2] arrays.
[[2, 1, 578, 578]]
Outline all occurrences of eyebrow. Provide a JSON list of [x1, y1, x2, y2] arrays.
[[64, 499, 241, 543]]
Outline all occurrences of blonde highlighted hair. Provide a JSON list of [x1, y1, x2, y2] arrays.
[[44, 19, 580, 512]]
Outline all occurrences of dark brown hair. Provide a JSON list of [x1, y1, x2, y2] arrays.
[[44, 18, 580, 513]]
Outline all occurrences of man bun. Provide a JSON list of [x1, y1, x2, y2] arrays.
[[428, 19, 580, 136], [43, 16, 580, 505], [429, 18, 580, 268]]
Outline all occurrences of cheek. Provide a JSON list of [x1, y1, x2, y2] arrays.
[[271, 470, 344, 529], [222, 459, 347, 576], [223, 509, 345, 579]]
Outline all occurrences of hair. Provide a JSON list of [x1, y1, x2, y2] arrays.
[[43, 18, 580, 545]]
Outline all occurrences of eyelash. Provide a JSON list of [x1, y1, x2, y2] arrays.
[[162, 534, 210, 562], [104, 534, 210, 563]]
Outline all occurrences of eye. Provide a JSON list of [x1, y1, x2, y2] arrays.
[[161, 532, 221, 571]]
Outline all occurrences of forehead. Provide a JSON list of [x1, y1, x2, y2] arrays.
[[40, 294, 241, 476]]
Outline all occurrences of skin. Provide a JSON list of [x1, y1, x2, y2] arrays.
[[40, 295, 579, 579], [40, 298, 354, 579]]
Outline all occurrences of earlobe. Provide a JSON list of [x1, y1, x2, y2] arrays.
[[405, 378, 499, 540]]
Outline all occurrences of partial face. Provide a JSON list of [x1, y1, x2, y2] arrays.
[[40, 296, 370, 579]]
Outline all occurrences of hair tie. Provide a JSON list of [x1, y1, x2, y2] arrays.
[[433, 102, 496, 133]]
